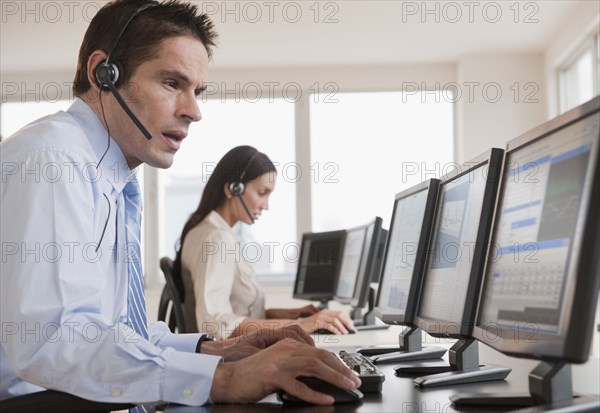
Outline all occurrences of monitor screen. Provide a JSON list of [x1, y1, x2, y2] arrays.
[[335, 226, 367, 302], [374, 179, 440, 325], [334, 217, 385, 307], [474, 97, 600, 363], [416, 149, 504, 338], [293, 230, 346, 302]]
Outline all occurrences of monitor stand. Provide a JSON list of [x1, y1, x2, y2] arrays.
[[353, 287, 390, 331], [395, 338, 511, 387], [349, 307, 363, 323], [450, 361, 600, 412], [317, 300, 329, 310], [357, 326, 447, 363]]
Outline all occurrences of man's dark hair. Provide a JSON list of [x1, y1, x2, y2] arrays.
[[73, 0, 217, 96]]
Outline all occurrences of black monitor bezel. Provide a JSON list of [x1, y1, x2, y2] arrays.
[[333, 217, 385, 307], [359, 225, 387, 307], [293, 229, 347, 302], [415, 148, 504, 338], [351, 217, 386, 308], [472, 96, 600, 364], [373, 179, 440, 325]]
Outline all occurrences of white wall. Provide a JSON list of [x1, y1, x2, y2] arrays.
[[455, 53, 546, 163]]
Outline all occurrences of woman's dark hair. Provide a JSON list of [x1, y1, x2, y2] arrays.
[[173, 146, 277, 298], [73, 0, 217, 96]]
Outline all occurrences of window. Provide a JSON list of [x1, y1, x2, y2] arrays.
[[559, 34, 599, 113], [310, 91, 454, 231], [1, 101, 71, 138], [158, 98, 296, 276], [3, 93, 454, 281]]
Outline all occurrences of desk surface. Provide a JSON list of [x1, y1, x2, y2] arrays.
[[166, 326, 600, 412]]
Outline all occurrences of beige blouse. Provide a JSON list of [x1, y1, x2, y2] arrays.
[[181, 210, 266, 339]]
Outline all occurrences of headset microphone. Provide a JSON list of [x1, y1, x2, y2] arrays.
[[96, 71, 153, 140], [229, 151, 260, 223], [237, 195, 255, 224], [95, 3, 155, 140]]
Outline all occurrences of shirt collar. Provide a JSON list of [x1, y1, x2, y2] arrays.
[[67, 98, 134, 194], [207, 210, 233, 231]]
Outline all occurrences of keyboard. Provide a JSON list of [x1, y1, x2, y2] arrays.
[[336, 350, 385, 393], [355, 323, 390, 331], [314, 324, 388, 334]]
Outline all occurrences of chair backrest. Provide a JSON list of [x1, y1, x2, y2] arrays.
[[157, 284, 177, 332], [157, 256, 188, 333]]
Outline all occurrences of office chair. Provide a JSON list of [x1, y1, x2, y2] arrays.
[[157, 256, 188, 333], [0, 390, 133, 413]]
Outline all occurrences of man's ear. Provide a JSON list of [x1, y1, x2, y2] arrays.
[[86, 50, 110, 93]]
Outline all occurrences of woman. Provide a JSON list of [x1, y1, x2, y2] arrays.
[[174, 146, 355, 339]]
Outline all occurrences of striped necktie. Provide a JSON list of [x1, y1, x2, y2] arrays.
[[123, 179, 149, 340], [124, 180, 154, 412]]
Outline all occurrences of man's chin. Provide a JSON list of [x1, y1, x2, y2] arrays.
[[148, 153, 175, 169]]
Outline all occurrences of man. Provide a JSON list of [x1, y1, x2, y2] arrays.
[[0, 0, 360, 408]]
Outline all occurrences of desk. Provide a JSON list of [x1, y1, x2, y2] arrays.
[[166, 327, 600, 412]]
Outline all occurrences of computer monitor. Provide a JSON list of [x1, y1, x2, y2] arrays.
[[375, 181, 439, 325], [400, 148, 511, 387], [334, 225, 368, 306], [452, 97, 600, 410], [352, 218, 387, 312], [293, 230, 347, 307], [357, 180, 448, 363], [334, 217, 386, 321]]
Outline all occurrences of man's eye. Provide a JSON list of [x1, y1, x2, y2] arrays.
[[166, 81, 178, 89]]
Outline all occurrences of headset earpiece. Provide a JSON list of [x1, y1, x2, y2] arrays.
[[229, 150, 261, 223], [95, 61, 120, 90], [229, 181, 245, 197], [95, 3, 155, 91], [230, 150, 259, 197]]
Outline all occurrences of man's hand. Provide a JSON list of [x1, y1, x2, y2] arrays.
[[209, 339, 361, 404], [201, 324, 314, 361]]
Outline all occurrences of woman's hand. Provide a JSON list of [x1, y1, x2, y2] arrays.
[[298, 310, 356, 334], [266, 304, 320, 320]]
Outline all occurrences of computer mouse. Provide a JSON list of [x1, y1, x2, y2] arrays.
[[278, 377, 364, 404]]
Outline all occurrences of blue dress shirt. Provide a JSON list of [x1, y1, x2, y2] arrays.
[[0, 99, 221, 405]]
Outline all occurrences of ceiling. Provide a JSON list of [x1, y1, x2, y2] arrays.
[[0, 1, 588, 75]]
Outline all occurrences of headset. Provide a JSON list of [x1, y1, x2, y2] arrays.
[[94, 3, 156, 250], [94, 3, 156, 140], [229, 150, 260, 223]]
